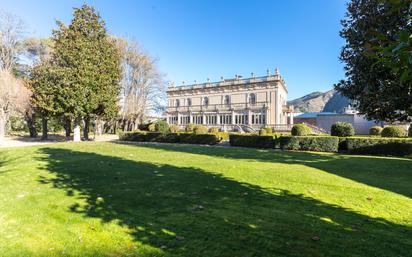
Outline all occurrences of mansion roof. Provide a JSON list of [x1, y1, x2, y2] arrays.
[[167, 69, 287, 94]]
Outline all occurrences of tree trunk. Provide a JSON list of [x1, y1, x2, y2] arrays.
[[73, 117, 81, 142], [0, 117, 6, 139], [83, 116, 90, 141], [41, 117, 48, 140], [26, 112, 37, 138], [64, 117, 71, 140]]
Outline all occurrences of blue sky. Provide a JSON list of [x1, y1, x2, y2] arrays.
[[2, 0, 348, 100]]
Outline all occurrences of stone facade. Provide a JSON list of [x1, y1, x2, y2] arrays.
[[166, 69, 294, 131]]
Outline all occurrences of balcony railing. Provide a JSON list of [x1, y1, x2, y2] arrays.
[[166, 101, 269, 113]]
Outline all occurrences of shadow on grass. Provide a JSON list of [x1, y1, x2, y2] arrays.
[[37, 147, 412, 257], [122, 142, 412, 199]]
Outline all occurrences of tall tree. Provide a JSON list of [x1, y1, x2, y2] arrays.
[[0, 70, 30, 138], [50, 4, 121, 140], [29, 62, 63, 139], [115, 38, 165, 131], [335, 0, 412, 122], [0, 11, 26, 72]]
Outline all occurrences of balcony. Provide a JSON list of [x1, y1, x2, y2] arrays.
[[166, 101, 269, 113]]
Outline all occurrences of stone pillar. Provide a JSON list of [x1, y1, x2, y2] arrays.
[[177, 112, 181, 125], [202, 113, 206, 125], [216, 112, 220, 125], [189, 113, 193, 124], [290, 113, 294, 125], [274, 89, 279, 125], [248, 110, 252, 125], [265, 108, 270, 126], [231, 110, 235, 125]]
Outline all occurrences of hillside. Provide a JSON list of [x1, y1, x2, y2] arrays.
[[288, 89, 350, 113]]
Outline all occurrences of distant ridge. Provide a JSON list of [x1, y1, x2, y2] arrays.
[[288, 89, 351, 113]]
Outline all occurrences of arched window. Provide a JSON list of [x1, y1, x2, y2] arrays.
[[224, 95, 230, 105], [187, 98, 192, 106], [175, 99, 180, 107], [249, 93, 256, 104], [203, 97, 209, 106]]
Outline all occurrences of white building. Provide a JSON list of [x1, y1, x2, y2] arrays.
[[166, 69, 294, 131]]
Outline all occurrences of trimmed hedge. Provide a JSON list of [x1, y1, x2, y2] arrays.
[[179, 133, 220, 145], [381, 126, 407, 138], [291, 124, 311, 136], [193, 125, 208, 134], [169, 124, 180, 133], [331, 122, 355, 137], [229, 134, 275, 148], [259, 128, 267, 136], [119, 131, 220, 145], [280, 136, 339, 152], [369, 126, 383, 136], [345, 137, 412, 157]]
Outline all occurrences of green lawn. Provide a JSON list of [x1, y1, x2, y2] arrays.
[[0, 142, 411, 257]]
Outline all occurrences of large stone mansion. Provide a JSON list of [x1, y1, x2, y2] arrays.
[[166, 69, 294, 131]]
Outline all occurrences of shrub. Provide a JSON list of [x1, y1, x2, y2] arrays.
[[169, 124, 180, 133], [345, 137, 412, 156], [264, 127, 272, 135], [331, 122, 354, 137], [138, 123, 150, 131], [154, 120, 169, 134], [409, 126, 412, 137], [291, 124, 311, 136], [180, 133, 221, 145], [119, 131, 147, 141], [229, 134, 275, 148], [212, 132, 229, 141], [381, 126, 407, 138], [369, 126, 383, 136], [209, 127, 219, 133], [185, 124, 195, 132], [193, 125, 208, 134], [280, 136, 339, 152], [148, 123, 156, 132], [259, 128, 267, 136]]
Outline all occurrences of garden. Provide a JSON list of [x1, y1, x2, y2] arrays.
[[119, 120, 412, 158]]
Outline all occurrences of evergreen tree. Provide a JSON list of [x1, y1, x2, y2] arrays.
[[335, 0, 411, 122], [51, 4, 121, 140]]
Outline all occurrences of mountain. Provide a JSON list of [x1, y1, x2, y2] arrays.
[[288, 89, 351, 113]]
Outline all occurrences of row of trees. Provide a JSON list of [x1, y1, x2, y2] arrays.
[[0, 5, 165, 140]]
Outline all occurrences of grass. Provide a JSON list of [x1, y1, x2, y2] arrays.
[[0, 142, 411, 257]]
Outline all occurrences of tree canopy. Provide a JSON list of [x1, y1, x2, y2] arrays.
[[335, 0, 412, 122]]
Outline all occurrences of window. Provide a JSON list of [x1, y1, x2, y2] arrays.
[[175, 99, 180, 107], [203, 97, 209, 106], [224, 95, 230, 105], [187, 98, 192, 106], [248, 93, 256, 104]]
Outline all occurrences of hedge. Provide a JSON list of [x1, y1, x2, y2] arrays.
[[291, 124, 311, 136], [345, 137, 412, 157], [331, 122, 355, 137], [280, 136, 339, 152], [229, 134, 276, 148], [179, 133, 221, 145], [119, 131, 221, 145], [381, 126, 407, 138]]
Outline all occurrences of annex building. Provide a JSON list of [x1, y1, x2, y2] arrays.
[[166, 69, 294, 131]]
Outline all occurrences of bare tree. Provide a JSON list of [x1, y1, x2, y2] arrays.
[[0, 10, 26, 72], [114, 38, 165, 131], [0, 70, 30, 138]]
